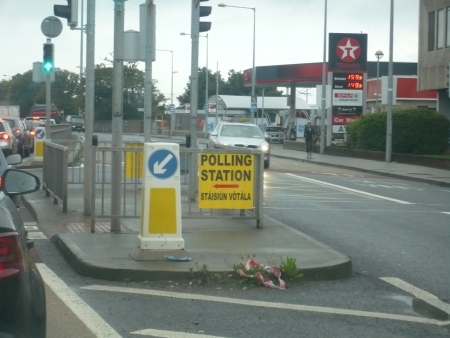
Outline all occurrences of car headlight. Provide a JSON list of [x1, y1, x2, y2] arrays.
[[260, 144, 269, 152]]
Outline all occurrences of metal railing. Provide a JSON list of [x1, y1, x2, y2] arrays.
[[42, 140, 265, 229]]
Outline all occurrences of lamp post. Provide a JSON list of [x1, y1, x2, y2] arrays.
[[181, 32, 209, 127], [320, 0, 327, 154], [156, 49, 176, 135], [375, 50, 384, 112], [218, 3, 256, 124]]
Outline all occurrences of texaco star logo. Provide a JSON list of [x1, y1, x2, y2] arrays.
[[336, 38, 361, 62], [243, 70, 251, 82]]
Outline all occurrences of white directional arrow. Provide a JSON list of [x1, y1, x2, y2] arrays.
[[153, 153, 173, 174]]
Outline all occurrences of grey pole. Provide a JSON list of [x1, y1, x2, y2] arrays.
[[205, 33, 209, 130], [79, 0, 84, 85], [83, 0, 95, 216], [218, 4, 256, 123], [156, 49, 174, 136], [190, 0, 200, 149], [111, 0, 125, 232], [216, 61, 219, 126], [375, 50, 384, 112], [45, 42, 51, 140], [386, 0, 394, 162], [320, 0, 327, 154], [144, 1, 155, 143]]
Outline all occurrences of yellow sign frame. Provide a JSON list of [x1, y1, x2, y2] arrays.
[[198, 153, 254, 209]]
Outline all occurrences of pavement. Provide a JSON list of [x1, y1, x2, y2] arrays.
[[19, 138, 450, 286]]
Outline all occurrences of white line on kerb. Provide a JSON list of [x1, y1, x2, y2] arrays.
[[36, 264, 121, 338], [381, 277, 450, 316], [131, 328, 229, 337], [82, 285, 450, 326], [285, 173, 413, 204]]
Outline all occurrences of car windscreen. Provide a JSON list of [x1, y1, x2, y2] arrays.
[[220, 125, 263, 138], [0, 123, 5, 132], [266, 127, 283, 132]]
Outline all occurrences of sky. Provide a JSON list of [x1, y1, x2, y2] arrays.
[[0, 0, 419, 106]]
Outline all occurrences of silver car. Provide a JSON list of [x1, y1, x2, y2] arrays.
[[0, 120, 18, 156], [207, 122, 271, 169]]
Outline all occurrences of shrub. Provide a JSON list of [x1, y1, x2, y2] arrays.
[[346, 109, 450, 155]]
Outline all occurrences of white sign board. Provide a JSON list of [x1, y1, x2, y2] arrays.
[[332, 90, 363, 106]]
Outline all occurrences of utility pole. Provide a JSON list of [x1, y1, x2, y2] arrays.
[[190, 0, 200, 149], [111, 0, 125, 232], [83, 0, 95, 216]]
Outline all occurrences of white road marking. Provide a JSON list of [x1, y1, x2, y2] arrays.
[[27, 232, 48, 240], [25, 225, 39, 231], [285, 173, 413, 204], [381, 277, 450, 316], [82, 285, 450, 326], [442, 212, 450, 215], [131, 329, 228, 337], [24, 221, 37, 226], [36, 264, 121, 338]]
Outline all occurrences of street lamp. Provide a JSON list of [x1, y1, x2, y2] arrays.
[[375, 50, 384, 112], [156, 49, 176, 135], [181, 32, 209, 126], [218, 3, 256, 124]]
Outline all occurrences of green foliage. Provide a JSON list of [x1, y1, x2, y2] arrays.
[[279, 256, 302, 279], [347, 109, 450, 155]]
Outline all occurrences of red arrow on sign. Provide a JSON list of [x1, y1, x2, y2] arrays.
[[213, 184, 239, 189]]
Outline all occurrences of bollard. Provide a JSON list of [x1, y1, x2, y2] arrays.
[[185, 133, 191, 148], [290, 129, 296, 140]]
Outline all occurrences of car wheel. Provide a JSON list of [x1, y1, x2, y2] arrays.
[[264, 159, 270, 169]]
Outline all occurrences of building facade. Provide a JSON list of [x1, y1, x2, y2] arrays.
[[418, 0, 450, 121]]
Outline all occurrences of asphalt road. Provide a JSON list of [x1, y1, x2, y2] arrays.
[[19, 150, 450, 337]]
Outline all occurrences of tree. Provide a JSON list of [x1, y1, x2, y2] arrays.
[[93, 62, 167, 121]]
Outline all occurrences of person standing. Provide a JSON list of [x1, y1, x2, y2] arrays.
[[304, 120, 315, 158]]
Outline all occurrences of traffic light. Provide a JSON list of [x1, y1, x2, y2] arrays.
[[43, 43, 54, 73], [199, 0, 212, 33], [54, 0, 78, 27]]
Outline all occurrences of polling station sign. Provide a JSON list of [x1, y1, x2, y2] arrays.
[[198, 153, 254, 209]]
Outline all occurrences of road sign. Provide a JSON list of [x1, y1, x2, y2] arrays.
[[36, 129, 46, 140], [250, 95, 257, 113], [41, 16, 63, 38], [169, 104, 175, 113], [147, 149, 178, 179], [198, 153, 254, 209]]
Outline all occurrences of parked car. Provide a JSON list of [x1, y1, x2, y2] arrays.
[[70, 116, 85, 132], [264, 125, 285, 144], [23, 120, 36, 154], [0, 120, 18, 156], [1, 116, 32, 157], [207, 122, 271, 169], [0, 154, 45, 338]]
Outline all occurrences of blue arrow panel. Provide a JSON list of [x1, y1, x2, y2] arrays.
[[148, 149, 178, 179], [36, 129, 46, 139]]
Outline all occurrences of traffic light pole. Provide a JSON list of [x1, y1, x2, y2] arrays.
[[111, 0, 125, 232], [45, 38, 52, 139], [83, 0, 95, 217]]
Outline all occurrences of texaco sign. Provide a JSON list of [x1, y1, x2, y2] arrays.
[[328, 33, 367, 72]]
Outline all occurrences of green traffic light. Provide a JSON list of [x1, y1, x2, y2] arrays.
[[43, 62, 53, 72]]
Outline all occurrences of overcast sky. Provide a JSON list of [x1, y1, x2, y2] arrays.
[[1, 0, 419, 106]]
